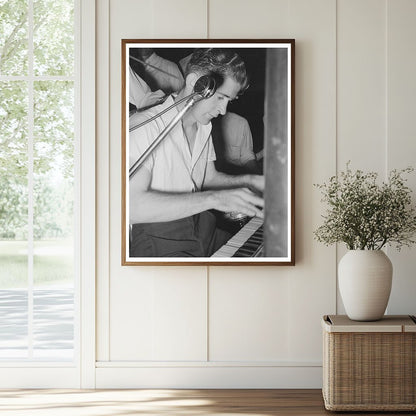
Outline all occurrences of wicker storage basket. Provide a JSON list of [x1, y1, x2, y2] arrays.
[[322, 315, 416, 411]]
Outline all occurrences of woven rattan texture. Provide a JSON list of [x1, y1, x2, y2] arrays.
[[323, 331, 416, 411]]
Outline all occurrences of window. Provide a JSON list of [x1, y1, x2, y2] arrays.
[[0, 0, 78, 362]]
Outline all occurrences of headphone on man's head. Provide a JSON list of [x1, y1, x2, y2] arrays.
[[129, 72, 224, 134], [193, 72, 223, 99]]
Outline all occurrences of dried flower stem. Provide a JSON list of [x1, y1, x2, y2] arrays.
[[314, 164, 416, 251]]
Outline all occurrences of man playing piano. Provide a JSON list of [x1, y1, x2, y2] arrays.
[[129, 48, 264, 257]]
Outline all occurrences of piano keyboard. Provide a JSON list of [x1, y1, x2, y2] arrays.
[[212, 216, 264, 257]]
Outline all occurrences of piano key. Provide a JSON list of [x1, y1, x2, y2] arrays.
[[212, 216, 263, 257]]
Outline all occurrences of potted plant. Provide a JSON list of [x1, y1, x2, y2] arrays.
[[314, 164, 416, 321]]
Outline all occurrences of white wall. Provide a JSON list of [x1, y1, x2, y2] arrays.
[[95, 0, 416, 388]]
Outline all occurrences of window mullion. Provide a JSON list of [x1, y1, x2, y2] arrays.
[[27, 0, 34, 360]]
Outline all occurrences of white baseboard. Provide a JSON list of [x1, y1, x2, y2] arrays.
[[0, 364, 323, 388], [95, 364, 323, 389]]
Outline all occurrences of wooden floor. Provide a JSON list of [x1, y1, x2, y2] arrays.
[[0, 389, 413, 415]]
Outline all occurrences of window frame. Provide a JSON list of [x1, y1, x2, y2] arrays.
[[0, 0, 96, 388]]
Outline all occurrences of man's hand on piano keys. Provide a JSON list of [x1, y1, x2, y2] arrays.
[[210, 188, 264, 219]]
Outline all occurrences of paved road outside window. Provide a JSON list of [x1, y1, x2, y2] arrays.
[[0, 288, 74, 360]]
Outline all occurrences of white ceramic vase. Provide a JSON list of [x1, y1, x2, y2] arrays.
[[338, 250, 393, 321]]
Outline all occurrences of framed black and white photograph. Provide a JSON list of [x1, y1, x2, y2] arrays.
[[122, 39, 295, 265]]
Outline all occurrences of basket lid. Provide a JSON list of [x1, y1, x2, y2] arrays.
[[322, 315, 416, 333]]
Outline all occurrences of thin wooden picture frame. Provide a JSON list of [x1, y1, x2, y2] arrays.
[[122, 39, 295, 265]]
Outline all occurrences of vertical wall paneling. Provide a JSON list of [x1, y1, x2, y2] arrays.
[[336, 0, 386, 171], [150, 0, 208, 38], [209, 268, 290, 362], [94, 0, 416, 388], [286, 0, 337, 361], [336, 0, 387, 314], [209, 0, 290, 38], [386, 0, 416, 314], [151, 273, 208, 361], [110, 270, 208, 361]]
